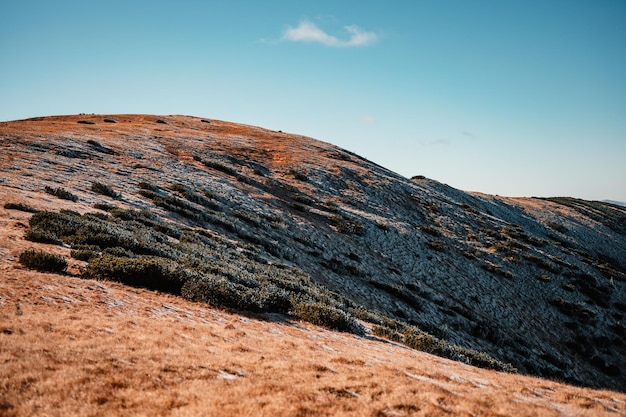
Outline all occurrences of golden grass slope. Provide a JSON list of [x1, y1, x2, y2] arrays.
[[1, 187, 626, 417]]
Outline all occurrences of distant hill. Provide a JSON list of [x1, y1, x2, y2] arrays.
[[604, 200, 626, 207], [1, 114, 625, 397]]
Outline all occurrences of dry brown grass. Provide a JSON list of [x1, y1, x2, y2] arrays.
[[1, 204, 625, 416]]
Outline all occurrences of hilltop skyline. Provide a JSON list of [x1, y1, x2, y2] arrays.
[[1, 1, 625, 201]]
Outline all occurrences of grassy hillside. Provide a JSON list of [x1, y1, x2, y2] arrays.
[[1, 114, 625, 394]]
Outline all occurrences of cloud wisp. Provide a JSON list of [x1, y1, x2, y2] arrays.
[[282, 20, 377, 47]]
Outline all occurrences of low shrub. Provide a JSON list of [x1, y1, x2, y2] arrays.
[[546, 221, 568, 233], [4, 202, 39, 213], [138, 181, 159, 192], [419, 224, 441, 237], [196, 158, 238, 176], [427, 240, 445, 251], [25, 228, 63, 245], [87, 139, 115, 155], [19, 250, 67, 273], [84, 254, 189, 294], [172, 185, 220, 210], [484, 263, 514, 279], [403, 327, 447, 353], [93, 203, 118, 211], [44, 186, 78, 202], [181, 274, 250, 309], [403, 327, 515, 372], [372, 325, 403, 342], [70, 249, 99, 261], [85, 211, 110, 220], [288, 169, 308, 182], [330, 215, 365, 236], [550, 298, 596, 321], [324, 201, 340, 213], [91, 182, 120, 199], [250, 285, 292, 314], [138, 189, 204, 220], [523, 253, 557, 272], [460, 203, 479, 214], [294, 302, 363, 334], [102, 246, 136, 258]]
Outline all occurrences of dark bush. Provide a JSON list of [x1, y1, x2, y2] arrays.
[[25, 228, 63, 245], [293, 302, 363, 334], [169, 183, 219, 210], [86, 139, 115, 155], [403, 327, 446, 353], [372, 325, 403, 342], [85, 211, 110, 220], [236, 174, 251, 184], [181, 275, 250, 309], [138, 181, 159, 192], [70, 249, 99, 261], [19, 250, 67, 273], [93, 203, 118, 212], [290, 202, 306, 212], [546, 221, 568, 233], [91, 182, 120, 199], [25, 211, 81, 245], [84, 255, 189, 294], [3, 202, 39, 213], [138, 189, 203, 220], [196, 158, 238, 176], [403, 327, 515, 372], [523, 253, 557, 272], [330, 215, 365, 236], [44, 186, 78, 202], [102, 246, 136, 258], [288, 169, 308, 182], [419, 224, 441, 237], [427, 240, 445, 251], [250, 285, 293, 313]]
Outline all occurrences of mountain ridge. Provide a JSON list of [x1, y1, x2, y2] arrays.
[[1, 114, 625, 398]]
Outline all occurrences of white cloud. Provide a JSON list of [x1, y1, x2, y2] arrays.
[[282, 20, 377, 47]]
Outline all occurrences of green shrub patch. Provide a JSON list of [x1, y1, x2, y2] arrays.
[[85, 254, 190, 294], [19, 250, 67, 273], [44, 186, 78, 202], [294, 302, 363, 334], [4, 202, 39, 213], [91, 182, 120, 199]]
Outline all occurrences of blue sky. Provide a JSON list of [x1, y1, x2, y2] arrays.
[[2, 1, 625, 201]]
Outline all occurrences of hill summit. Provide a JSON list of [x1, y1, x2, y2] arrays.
[[1, 114, 625, 407]]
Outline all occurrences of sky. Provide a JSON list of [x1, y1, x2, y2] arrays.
[[1, 1, 625, 202]]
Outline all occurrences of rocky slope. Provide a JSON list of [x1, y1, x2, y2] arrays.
[[1, 114, 625, 392]]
